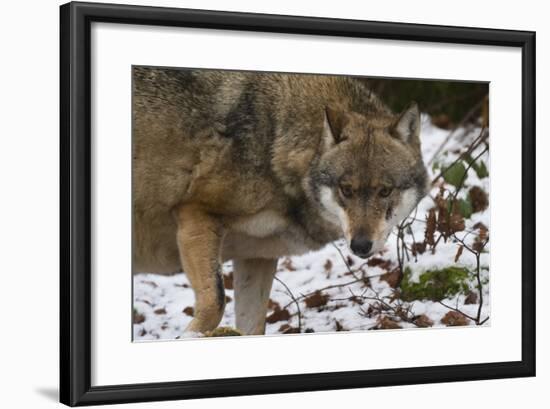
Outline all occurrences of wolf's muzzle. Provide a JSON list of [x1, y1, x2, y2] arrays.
[[350, 236, 373, 258]]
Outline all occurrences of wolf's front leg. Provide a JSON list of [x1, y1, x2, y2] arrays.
[[175, 204, 225, 335], [233, 258, 278, 335]]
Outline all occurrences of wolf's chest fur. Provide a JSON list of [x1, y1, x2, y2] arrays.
[[229, 209, 288, 238], [224, 210, 306, 259], [222, 208, 336, 260]]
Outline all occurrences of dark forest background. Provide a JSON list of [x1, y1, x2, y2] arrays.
[[358, 78, 489, 129]]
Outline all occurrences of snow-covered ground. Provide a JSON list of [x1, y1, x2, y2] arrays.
[[133, 115, 490, 341]]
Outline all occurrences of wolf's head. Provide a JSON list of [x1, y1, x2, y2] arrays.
[[308, 102, 429, 258]]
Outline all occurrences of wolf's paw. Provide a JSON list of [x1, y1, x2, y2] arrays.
[[203, 326, 242, 337]]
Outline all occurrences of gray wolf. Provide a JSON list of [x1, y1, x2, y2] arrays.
[[132, 67, 429, 336]]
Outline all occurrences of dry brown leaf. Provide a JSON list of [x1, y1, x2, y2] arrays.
[[414, 314, 434, 328], [380, 267, 403, 288], [223, 272, 233, 289], [478, 225, 489, 242], [441, 311, 470, 326], [412, 242, 426, 256], [266, 307, 290, 323], [464, 291, 479, 305], [454, 245, 464, 263], [449, 212, 465, 233], [469, 186, 489, 213], [304, 291, 330, 308], [133, 311, 145, 324], [278, 324, 291, 333], [425, 208, 437, 245], [473, 222, 488, 231], [473, 225, 489, 252], [267, 299, 280, 311], [377, 316, 402, 330], [367, 257, 392, 270]]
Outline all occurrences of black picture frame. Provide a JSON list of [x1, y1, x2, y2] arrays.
[[60, 1, 536, 406]]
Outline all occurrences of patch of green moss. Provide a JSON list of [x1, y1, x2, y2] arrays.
[[400, 266, 471, 301]]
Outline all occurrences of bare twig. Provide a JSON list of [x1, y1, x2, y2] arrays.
[[279, 269, 389, 311], [356, 289, 424, 328], [331, 242, 363, 281], [446, 233, 490, 325], [437, 300, 478, 322], [479, 316, 490, 325], [274, 276, 302, 332], [394, 218, 409, 283]]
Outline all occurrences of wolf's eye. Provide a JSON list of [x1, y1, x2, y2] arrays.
[[379, 186, 393, 197], [340, 184, 353, 198]]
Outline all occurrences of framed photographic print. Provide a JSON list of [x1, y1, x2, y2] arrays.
[[60, 1, 536, 406]]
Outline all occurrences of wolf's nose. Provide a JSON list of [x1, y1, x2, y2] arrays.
[[350, 236, 373, 258]]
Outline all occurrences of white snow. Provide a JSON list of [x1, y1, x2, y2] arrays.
[[133, 115, 490, 341]]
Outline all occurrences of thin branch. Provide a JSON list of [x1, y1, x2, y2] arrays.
[[331, 242, 362, 281], [279, 265, 389, 311], [357, 290, 424, 328], [437, 300, 478, 322], [274, 276, 302, 332], [479, 316, 490, 325]]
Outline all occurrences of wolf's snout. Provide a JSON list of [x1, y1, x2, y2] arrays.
[[350, 236, 373, 258]]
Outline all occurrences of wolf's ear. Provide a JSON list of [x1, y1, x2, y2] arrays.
[[392, 102, 420, 146], [324, 106, 349, 148]]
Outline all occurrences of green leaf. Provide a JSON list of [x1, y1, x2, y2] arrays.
[[443, 161, 467, 188], [465, 155, 489, 179], [474, 160, 489, 179], [457, 198, 473, 219]]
